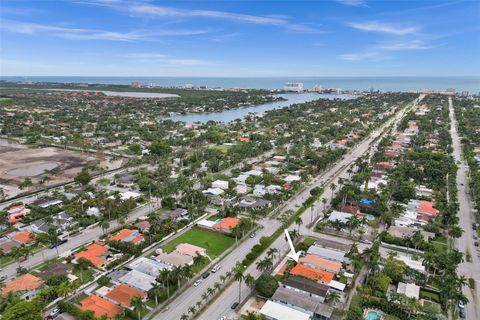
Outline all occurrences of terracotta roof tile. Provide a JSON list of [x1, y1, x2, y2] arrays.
[[290, 264, 334, 284], [105, 284, 145, 307], [12, 231, 34, 244], [213, 217, 240, 230], [299, 255, 342, 274], [80, 294, 123, 319], [1, 274, 43, 296]]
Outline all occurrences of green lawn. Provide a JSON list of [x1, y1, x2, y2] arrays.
[[162, 228, 235, 258], [210, 145, 230, 153]]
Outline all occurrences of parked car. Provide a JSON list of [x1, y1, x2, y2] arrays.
[[48, 308, 61, 319], [211, 264, 221, 273], [459, 308, 466, 319], [230, 302, 239, 310], [361, 239, 372, 245], [193, 280, 202, 287], [202, 272, 210, 279], [250, 232, 256, 238], [0, 275, 7, 281], [458, 300, 465, 309]]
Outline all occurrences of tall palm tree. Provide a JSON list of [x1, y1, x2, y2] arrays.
[[180, 314, 189, 320], [266, 248, 279, 262], [74, 258, 91, 284], [130, 297, 144, 320], [330, 183, 337, 198], [233, 262, 245, 304], [295, 216, 303, 233], [322, 198, 327, 211]]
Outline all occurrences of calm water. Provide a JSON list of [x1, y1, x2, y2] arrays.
[[161, 93, 352, 123], [2, 76, 479, 92]]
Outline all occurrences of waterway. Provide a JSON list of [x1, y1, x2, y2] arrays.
[[160, 93, 352, 123]]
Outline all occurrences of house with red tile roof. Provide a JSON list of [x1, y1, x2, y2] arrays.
[[418, 200, 438, 217], [12, 231, 34, 244], [109, 229, 144, 245], [213, 217, 241, 233], [105, 284, 145, 307], [75, 243, 109, 269], [340, 205, 364, 217], [290, 264, 334, 285], [80, 294, 124, 319], [299, 255, 342, 274], [1, 273, 44, 300], [7, 204, 30, 223]]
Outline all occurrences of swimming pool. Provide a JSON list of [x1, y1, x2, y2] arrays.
[[365, 310, 381, 320]]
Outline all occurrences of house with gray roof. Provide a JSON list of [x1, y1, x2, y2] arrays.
[[271, 286, 334, 320], [307, 245, 350, 263]]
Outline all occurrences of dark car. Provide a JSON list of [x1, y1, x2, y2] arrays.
[[230, 302, 239, 310], [459, 309, 466, 319], [202, 272, 210, 279]]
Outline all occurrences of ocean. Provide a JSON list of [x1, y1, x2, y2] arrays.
[[1, 76, 479, 93]]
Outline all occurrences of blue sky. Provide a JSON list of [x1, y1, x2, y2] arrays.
[[0, 0, 479, 76]]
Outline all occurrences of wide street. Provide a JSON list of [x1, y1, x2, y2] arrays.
[[0, 200, 161, 279], [449, 97, 480, 319], [0, 144, 277, 280], [154, 96, 422, 320]]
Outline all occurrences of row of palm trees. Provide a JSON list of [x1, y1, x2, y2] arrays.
[[180, 260, 261, 320]]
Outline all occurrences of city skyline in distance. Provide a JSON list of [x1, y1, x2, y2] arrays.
[[1, 0, 479, 77]]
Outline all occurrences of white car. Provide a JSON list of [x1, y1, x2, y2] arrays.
[[211, 264, 221, 273], [194, 280, 202, 287]]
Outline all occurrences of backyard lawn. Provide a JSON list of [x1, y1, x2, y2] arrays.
[[162, 228, 235, 258]]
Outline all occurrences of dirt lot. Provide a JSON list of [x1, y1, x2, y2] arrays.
[[0, 142, 124, 199]]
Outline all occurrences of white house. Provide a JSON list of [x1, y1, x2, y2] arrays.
[[212, 180, 229, 190]]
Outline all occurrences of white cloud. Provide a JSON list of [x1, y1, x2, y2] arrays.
[[0, 19, 211, 41], [377, 40, 431, 51], [86, 1, 322, 33], [339, 51, 389, 61], [336, 0, 365, 6], [350, 21, 417, 35]]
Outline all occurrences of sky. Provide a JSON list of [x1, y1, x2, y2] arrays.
[[0, 0, 479, 77]]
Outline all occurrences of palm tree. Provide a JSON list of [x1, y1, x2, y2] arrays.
[[220, 275, 227, 283], [245, 274, 255, 291], [101, 220, 110, 235], [74, 257, 91, 284], [207, 287, 214, 297], [295, 216, 303, 233], [188, 306, 196, 315], [156, 268, 170, 298], [196, 300, 202, 309], [213, 281, 221, 292], [326, 291, 341, 306], [57, 282, 73, 298], [131, 297, 144, 320], [330, 182, 337, 198], [322, 198, 327, 211], [266, 248, 279, 262], [256, 258, 271, 273], [180, 314, 189, 320], [47, 227, 60, 256], [233, 262, 245, 304]]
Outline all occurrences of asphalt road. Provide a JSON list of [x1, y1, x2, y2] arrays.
[[0, 201, 161, 279], [449, 97, 480, 319], [156, 96, 422, 320]]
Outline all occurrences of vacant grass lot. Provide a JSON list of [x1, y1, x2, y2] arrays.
[[162, 227, 235, 258]]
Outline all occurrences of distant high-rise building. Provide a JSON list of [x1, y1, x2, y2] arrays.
[[312, 84, 322, 92], [284, 82, 304, 92]]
